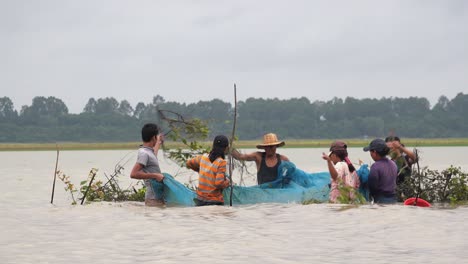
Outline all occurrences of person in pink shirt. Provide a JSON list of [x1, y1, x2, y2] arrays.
[[322, 141, 360, 203]]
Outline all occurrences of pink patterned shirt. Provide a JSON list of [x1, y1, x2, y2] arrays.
[[329, 161, 360, 203]]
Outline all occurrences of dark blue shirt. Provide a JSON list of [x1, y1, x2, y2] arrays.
[[368, 157, 398, 199]]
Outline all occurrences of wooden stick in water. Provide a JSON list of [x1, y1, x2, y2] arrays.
[[50, 144, 59, 204], [229, 83, 238, 206], [81, 169, 98, 205]]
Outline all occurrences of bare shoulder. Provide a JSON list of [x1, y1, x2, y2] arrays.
[[279, 154, 290, 161]]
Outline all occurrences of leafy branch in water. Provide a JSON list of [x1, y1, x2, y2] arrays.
[[397, 165, 468, 205], [59, 162, 147, 204], [395, 148, 468, 205], [57, 170, 78, 205], [335, 183, 367, 205], [158, 109, 211, 167]]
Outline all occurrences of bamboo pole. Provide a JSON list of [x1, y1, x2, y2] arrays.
[[50, 144, 59, 204], [229, 84, 238, 206]]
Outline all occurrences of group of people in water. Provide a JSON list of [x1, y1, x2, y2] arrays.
[[130, 123, 416, 207]]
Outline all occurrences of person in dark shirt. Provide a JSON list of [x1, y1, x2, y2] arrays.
[[232, 133, 289, 185], [363, 138, 398, 204]]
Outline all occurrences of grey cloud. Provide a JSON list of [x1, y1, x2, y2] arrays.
[[1, 0, 467, 113]]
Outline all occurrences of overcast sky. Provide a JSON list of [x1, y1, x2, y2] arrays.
[[1, 0, 467, 113]]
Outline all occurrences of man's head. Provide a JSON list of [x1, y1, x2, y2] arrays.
[[213, 135, 229, 149], [385, 136, 401, 143], [209, 135, 229, 162], [141, 123, 159, 142], [363, 138, 390, 159], [385, 135, 405, 155]]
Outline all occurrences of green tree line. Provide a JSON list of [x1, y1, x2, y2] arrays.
[[0, 93, 467, 143]]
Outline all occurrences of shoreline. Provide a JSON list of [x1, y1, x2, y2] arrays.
[[1, 138, 468, 151]]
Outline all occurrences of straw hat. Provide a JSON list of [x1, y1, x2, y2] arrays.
[[256, 133, 285, 149]]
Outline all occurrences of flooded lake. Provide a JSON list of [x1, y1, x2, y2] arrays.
[[0, 147, 467, 263]]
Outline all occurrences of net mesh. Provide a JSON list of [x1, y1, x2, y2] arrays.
[[151, 161, 369, 206]]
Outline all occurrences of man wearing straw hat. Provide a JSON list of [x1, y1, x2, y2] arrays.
[[232, 133, 290, 185]]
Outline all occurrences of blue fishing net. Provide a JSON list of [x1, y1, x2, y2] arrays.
[[151, 161, 333, 206], [151, 173, 197, 206], [356, 164, 370, 201], [226, 161, 331, 205]]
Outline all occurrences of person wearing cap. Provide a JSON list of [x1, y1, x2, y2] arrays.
[[186, 135, 231, 206], [385, 136, 417, 184], [232, 133, 289, 185], [130, 123, 166, 206], [363, 138, 398, 204], [321, 141, 360, 203]]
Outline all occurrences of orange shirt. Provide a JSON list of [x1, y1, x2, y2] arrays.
[[186, 154, 230, 203]]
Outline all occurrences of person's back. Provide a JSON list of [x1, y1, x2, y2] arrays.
[[186, 135, 230, 206], [363, 138, 398, 204], [188, 154, 229, 204], [368, 157, 398, 202]]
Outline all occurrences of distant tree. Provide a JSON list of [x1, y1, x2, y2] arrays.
[[392, 96, 430, 119], [449, 93, 468, 117], [20, 96, 68, 118], [133, 102, 146, 119], [118, 100, 134, 116], [0, 97, 18, 120], [186, 99, 232, 137], [359, 117, 385, 138], [434, 95, 450, 111], [18, 96, 68, 127], [447, 93, 468, 136], [94, 97, 119, 114], [153, 95, 165, 105], [83, 98, 97, 113]]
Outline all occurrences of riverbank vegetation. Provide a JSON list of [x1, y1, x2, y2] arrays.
[[3, 137, 468, 151], [398, 165, 468, 205], [1, 93, 468, 143]]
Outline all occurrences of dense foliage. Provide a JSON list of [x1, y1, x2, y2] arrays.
[[1, 93, 468, 142], [398, 165, 468, 204]]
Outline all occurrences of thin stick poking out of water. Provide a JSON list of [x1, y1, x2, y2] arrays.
[[81, 169, 98, 205], [50, 144, 59, 204], [229, 83, 238, 206]]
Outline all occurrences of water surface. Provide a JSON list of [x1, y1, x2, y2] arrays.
[[0, 148, 467, 263]]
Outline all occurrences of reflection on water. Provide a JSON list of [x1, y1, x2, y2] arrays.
[[0, 149, 467, 263]]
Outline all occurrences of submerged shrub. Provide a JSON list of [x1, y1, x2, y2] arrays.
[[397, 165, 468, 204]]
